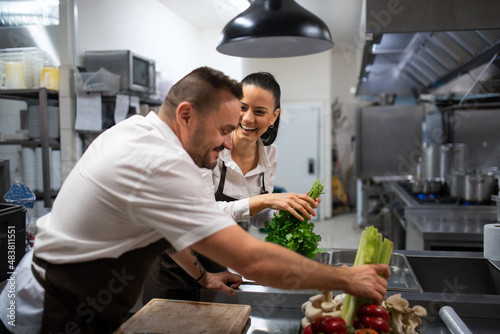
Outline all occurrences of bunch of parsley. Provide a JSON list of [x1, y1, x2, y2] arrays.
[[264, 179, 324, 259]]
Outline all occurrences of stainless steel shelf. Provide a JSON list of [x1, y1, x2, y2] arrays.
[[0, 88, 59, 207]]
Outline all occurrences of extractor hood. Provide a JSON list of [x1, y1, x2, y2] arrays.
[[356, 0, 500, 97]]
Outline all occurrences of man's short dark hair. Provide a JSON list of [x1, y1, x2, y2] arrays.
[[163, 67, 243, 117]]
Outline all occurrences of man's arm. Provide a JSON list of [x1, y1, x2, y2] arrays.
[[170, 248, 243, 296], [190, 225, 390, 305]]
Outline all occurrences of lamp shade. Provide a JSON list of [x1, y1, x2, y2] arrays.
[[217, 0, 334, 58]]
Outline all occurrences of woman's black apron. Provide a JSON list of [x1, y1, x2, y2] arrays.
[[142, 162, 267, 303], [31, 238, 170, 333]]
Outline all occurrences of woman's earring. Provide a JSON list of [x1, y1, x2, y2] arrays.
[[269, 124, 274, 128]]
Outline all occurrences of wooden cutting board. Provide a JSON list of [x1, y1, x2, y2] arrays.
[[114, 298, 251, 334]]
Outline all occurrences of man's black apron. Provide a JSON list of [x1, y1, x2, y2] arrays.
[[31, 238, 170, 333], [142, 162, 267, 303]]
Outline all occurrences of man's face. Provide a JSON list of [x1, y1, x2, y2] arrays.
[[187, 91, 240, 169]]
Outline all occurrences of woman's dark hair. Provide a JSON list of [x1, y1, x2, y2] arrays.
[[241, 72, 281, 146]]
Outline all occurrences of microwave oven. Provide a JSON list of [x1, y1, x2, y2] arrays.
[[84, 50, 156, 95]]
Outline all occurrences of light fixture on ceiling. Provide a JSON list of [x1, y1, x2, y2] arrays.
[[0, 0, 59, 27], [216, 0, 334, 58]]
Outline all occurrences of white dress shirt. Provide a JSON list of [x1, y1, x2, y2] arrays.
[[202, 139, 279, 228], [0, 112, 236, 333]]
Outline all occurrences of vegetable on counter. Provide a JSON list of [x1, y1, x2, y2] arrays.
[[265, 179, 324, 259], [304, 315, 347, 334], [340, 226, 394, 327], [301, 292, 428, 334]]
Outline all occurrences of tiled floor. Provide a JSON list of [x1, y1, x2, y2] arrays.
[[248, 212, 363, 250]]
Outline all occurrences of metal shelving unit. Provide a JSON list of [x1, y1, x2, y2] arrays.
[[0, 88, 59, 207]]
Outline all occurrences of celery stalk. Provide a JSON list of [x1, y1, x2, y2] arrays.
[[341, 226, 393, 326], [379, 238, 394, 266]]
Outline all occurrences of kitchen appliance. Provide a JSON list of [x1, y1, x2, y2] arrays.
[[410, 178, 441, 195], [0, 160, 9, 201], [84, 50, 156, 96], [0, 203, 26, 280]]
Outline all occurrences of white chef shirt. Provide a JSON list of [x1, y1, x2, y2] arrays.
[[0, 112, 238, 333], [35, 112, 236, 264], [202, 138, 279, 228]]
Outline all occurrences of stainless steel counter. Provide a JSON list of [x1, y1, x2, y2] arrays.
[[382, 181, 497, 251], [405, 207, 497, 251], [201, 250, 500, 334]]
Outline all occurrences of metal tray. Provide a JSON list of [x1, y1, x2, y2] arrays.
[[316, 249, 423, 292]]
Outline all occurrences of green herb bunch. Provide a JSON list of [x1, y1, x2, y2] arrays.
[[264, 179, 324, 259]]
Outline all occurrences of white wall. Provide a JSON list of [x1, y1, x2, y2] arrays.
[[77, 0, 243, 83], [77, 0, 197, 82]]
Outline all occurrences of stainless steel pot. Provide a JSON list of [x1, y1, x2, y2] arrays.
[[450, 170, 496, 202], [422, 143, 440, 179], [440, 143, 468, 183], [449, 171, 465, 200], [411, 178, 442, 194]]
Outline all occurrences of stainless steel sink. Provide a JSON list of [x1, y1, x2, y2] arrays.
[[316, 249, 423, 292], [406, 256, 500, 295], [400, 255, 500, 320], [201, 251, 500, 333]]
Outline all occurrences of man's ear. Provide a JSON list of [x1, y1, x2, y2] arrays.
[[176, 101, 194, 128]]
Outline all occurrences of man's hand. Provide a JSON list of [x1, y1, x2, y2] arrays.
[[199, 271, 243, 296], [340, 264, 391, 305]]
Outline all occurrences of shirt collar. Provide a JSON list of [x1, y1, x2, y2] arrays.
[[146, 111, 182, 147], [219, 139, 271, 174]]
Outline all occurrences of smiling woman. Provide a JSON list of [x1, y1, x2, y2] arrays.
[[142, 72, 322, 303]]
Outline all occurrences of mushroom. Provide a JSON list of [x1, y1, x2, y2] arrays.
[[321, 301, 335, 312], [309, 293, 325, 309], [402, 305, 427, 334], [301, 301, 312, 313], [301, 317, 311, 329], [323, 310, 342, 318], [323, 290, 333, 302], [383, 294, 410, 334], [305, 303, 323, 322], [333, 293, 345, 311]]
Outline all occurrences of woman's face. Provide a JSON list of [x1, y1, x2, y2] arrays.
[[236, 84, 279, 144]]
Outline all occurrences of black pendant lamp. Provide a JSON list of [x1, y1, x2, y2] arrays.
[[217, 0, 334, 58]]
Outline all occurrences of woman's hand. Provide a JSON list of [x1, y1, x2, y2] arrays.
[[200, 271, 243, 296], [250, 192, 320, 221]]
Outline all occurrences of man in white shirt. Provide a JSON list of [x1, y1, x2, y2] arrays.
[[0, 67, 390, 334]]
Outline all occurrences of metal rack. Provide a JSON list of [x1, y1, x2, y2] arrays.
[[0, 88, 59, 207]]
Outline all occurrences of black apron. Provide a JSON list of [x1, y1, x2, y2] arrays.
[[31, 238, 170, 333], [142, 162, 268, 303]]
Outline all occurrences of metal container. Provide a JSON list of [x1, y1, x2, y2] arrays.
[[422, 143, 441, 179], [411, 178, 442, 194], [317, 249, 423, 292], [440, 143, 468, 183], [492, 195, 500, 222], [451, 170, 496, 202], [449, 171, 465, 200]]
